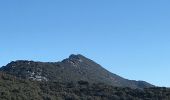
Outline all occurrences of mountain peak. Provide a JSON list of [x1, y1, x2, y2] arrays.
[[69, 54, 82, 57], [62, 54, 85, 64], [69, 54, 86, 60]]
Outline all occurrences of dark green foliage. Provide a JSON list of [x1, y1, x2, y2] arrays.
[[0, 72, 170, 100], [0, 54, 169, 100], [0, 72, 42, 100]]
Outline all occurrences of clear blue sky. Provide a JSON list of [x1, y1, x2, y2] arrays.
[[0, 0, 170, 87]]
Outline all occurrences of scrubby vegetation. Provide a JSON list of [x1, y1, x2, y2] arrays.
[[0, 72, 170, 100], [0, 55, 169, 100]]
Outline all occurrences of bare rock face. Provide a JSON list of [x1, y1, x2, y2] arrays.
[[0, 54, 154, 88]]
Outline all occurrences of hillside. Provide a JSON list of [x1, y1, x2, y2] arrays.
[[0, 72, 170, 100], [0, 54, 153, 89], [0, 54, 170, 100]]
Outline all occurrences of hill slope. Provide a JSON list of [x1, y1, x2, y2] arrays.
[[0, 72, 170, 100], [0, 54, 153, 89]]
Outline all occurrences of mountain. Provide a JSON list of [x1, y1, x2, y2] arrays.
[[0, 54, 153, 89], [1, 54, 170, 100]]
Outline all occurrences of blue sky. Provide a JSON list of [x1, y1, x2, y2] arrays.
[[0, 0, 170, 87]]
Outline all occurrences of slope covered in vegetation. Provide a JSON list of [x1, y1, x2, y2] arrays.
[[0, 54, 169, 100], [0, 54, 153, 89], [0, 72, 170, 100]]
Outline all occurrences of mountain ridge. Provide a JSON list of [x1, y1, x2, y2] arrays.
[[0, 54, 154, 89]]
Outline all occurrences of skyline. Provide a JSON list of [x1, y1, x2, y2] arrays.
[[0, 0, 170, 87]]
